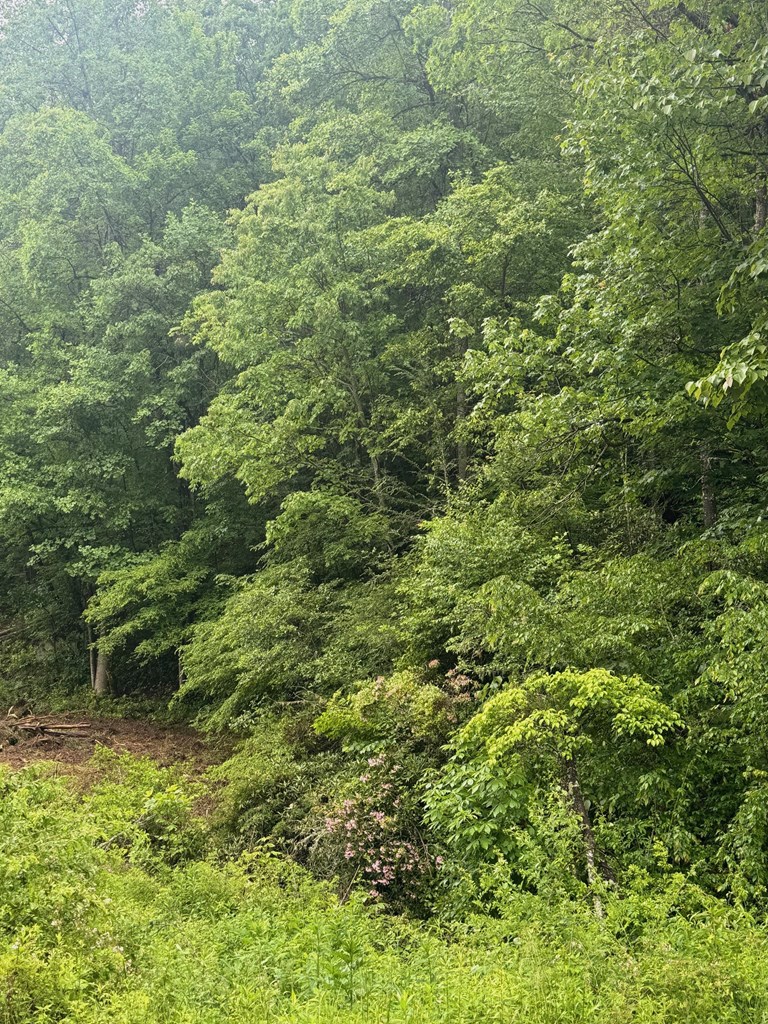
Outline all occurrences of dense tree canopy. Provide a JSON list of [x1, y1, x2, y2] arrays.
[[2, 0, 768, 920]]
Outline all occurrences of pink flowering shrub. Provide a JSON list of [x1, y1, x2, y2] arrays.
[[322, 754, 435, 909], [314, 665, 480, 909]]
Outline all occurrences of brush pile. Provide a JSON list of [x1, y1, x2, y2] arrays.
[[0, 711, 90, 747]]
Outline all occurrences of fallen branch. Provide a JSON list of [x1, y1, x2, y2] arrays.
[[4, 716, 91, 739]]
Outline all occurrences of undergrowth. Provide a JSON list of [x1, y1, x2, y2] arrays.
[[1, 751, 768, 1023]]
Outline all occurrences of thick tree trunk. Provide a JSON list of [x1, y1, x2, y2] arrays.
[[93, 650, 111, 696], [564, 756, 604, 918]]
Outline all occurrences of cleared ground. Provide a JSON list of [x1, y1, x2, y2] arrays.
[[0, 712, 222, 770]]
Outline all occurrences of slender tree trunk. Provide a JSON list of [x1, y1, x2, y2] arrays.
[[456, 339, 468, 484], [93, 650, 111, 696], [440, 436, 451, 499], [622, 446, 633, 549], [564, 756, 604, 918], [753, 116, 767, 235], [86, 622, 96, 690], [755, 182, 767, 235], [456, 380, 468, 483], [370, 453, 386, 509], [699, 443, 718, 529], [345, 368, 386, 508]]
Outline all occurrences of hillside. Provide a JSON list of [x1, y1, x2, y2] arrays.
[[2, 0, 768, 1018]]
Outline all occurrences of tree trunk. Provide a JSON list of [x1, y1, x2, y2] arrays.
[[370, 453, 386, 509], [86, 622, 96, 690], [344, 366, 386, 509], [564, 756, 604, 918], [93, 650, 111, 696], [699, 443, 718, 529], [753, 116, 767, 236], [755, 182, 767, 235], [456, 380, 468, 483], [456, 339, 469, 484]]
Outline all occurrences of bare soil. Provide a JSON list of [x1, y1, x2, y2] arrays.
[[0, 713, 226, 771]]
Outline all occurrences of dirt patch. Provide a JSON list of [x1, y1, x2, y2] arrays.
[[0, 713, 227, 772]]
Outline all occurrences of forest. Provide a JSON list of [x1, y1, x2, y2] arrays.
[[2, 0, 768, 1019]]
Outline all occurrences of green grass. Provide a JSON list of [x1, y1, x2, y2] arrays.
[[2, 752, 768, 1023]]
